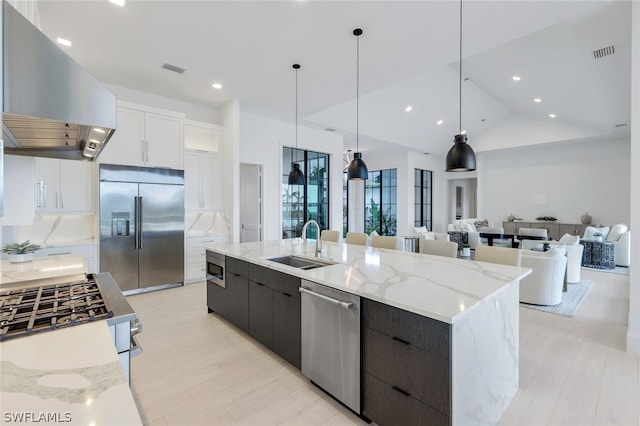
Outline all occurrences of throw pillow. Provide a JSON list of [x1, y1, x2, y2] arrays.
[[474, 219, 489, 228], [606, 224, 628, 242], [558, 233, 579, 245], [583, 226, 610, 240], [460, 221, 477, 233], [412, 226, 428, 235], [423, 231, 436, 240]]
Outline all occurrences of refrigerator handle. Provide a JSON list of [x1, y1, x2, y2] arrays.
[[138, 196, 144, 249], [134, 196, 140, 250]]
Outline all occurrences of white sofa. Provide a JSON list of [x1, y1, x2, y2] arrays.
[[446, 218, 494, 249], [410, 226, 451, 253], [583, 224, 631, 267], [520, 246, 567, 306]]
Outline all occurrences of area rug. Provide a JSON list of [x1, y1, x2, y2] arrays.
[[582, 265, 629, 275], [520, 280, 593, 317]]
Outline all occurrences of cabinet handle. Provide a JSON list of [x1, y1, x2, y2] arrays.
[[392, 336, 411, 346], [48, 252, 72, 256], [282, 292, 292, 298], [141, 140, 145, 162], [256, 282, 264, 286], [392, 386, 410, 397], [59, 192, 64, 209]]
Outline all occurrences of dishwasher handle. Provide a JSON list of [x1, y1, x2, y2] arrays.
[[299, 286, 354, 309]]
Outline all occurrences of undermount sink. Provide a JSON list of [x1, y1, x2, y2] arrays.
[[266, 255, 337, 270]]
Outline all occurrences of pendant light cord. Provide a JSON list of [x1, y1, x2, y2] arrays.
[[356, 33, 360, 152], [459, 0, 463, 134], [295, 66, 298, 150]]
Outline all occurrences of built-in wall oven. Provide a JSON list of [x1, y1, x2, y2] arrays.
[[206, 251, 225, 288]]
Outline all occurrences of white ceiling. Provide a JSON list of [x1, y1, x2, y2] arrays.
[[35, 0, 631, 155]]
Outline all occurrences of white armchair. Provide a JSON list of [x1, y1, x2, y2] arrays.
[[520, 247, 567, 306], [552, 233, 584, 284], [446, 218, 493, 249], [605, 224, 631, 267]]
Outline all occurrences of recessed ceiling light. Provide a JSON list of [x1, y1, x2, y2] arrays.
[[405, 106, 413, 112], [461, 130, 467, 135], [436, 120, 443, 126], [548, 113, 556, 118], [212, 83, 223, 90], [512, 75, 521, 81], [56, 38, 71, 47], [93, 128, 106, 134], [534, 98, 542, 103], [109, 0, 125, 6]]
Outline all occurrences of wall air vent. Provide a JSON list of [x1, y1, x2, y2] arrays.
[[162, 63, 186, 74], [325, 128, 336, 132], [614, 123, 628, 128], [593, 45, 615, 60]]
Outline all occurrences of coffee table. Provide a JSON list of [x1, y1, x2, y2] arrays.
[[479, 233, 517, 248]]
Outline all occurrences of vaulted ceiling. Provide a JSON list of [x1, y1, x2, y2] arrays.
[[36, 0, 631, 155]]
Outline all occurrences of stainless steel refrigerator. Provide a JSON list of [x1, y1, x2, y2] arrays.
[[99, 164, 184, 293]]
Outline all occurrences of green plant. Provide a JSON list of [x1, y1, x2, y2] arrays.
[[3, 240, 41, 255], [536, 216, 557, 222], [458, 243, 471, 250]]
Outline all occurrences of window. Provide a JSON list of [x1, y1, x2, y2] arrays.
[[414, 169, 433, 230], [365, 169, 397, 236], [282, 147, 330, 239]]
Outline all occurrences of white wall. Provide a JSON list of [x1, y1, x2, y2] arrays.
[[106, 84, 220, 124], [481, 137, 630, 227], [239, 112, 343, 241], [627, 0, 639, 354], [223, 100, 241, 243]]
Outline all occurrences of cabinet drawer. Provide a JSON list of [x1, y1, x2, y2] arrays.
[[248, 264, 300, 298], [363, 299, 450, 358], [186, 263, 206, 280], [187, 246, 205, 262], [37, 244, 97, 259], [363, 373, 449, 426], [363, 327, 450, 415], [226, 256, 249, 278]]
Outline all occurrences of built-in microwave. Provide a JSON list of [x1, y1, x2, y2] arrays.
[[206, 251, 225, 288]]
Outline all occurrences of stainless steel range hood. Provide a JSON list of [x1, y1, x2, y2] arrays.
[[2, 0, 116, 161]]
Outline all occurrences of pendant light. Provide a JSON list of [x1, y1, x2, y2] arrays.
[[445, 0, 476, 172], [288, 63, 305, 185], [347, 28, 369, 180]]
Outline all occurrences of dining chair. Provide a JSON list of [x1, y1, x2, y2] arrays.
[[345, 232, 367, 246], [320, 230, 340, 243], [421, 240, 458, 258], [474, 245, 521, 267], [370, 235, 400, 250]]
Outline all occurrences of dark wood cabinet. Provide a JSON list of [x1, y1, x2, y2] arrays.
[[272, 289, 301, 369], [248, 280, 273, 348], [225, 271, 248, 333], [362, 299, 452, 426], [206, 281, 226, 316]]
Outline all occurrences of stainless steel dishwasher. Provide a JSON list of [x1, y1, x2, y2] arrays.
[[300, 279, 361, 414]]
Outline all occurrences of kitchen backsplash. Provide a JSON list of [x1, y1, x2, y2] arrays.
[[185, 211, 230, 237], [3, 214, 96, 247]]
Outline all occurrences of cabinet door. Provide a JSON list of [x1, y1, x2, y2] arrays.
[[272, 290, 301, 369], [184, 121, 223, 153], [145, 112, 183, 169], [200, 154, 223, 211], [183, 151, 201, 210], [34, 158, 58, 212], [225, 272, 249, 333], [248, 281, 273, 348], [207, 281, 227, 317], [58, 159, 93, 213], [99, 107, 144, 166], [4, 155, 35, 225]]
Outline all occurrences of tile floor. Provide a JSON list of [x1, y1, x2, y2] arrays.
[[127, 268, 639, 426]]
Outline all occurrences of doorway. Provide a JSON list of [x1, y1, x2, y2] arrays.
[[240, 163, 263, 243]]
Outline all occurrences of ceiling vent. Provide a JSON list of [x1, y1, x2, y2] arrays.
[[593, 45, 615, 60], [162, 63, 186, 74], [325, 128, 336, 132]]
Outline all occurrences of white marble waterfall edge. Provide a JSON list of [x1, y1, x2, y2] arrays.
[[452, 281, 519, 425]]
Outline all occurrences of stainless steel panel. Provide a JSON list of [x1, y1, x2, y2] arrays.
[[301, 280, 361, 414], [100, 181, 139, 292], [138, 183, 184, 288]]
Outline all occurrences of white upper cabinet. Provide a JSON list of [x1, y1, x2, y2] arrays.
[[184, 120, 223, 153], [184, 150, 223, 211], [99, 102, 184, 170], [3, 155, 36, 225], [35, 158, 94, 214]]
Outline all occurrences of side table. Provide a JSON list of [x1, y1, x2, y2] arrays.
[[579, 240, 615, 269]]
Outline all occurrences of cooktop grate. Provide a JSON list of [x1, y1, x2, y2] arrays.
[[0, 276, 114, 341]]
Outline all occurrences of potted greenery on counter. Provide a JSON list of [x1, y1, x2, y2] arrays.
[[458, 243, 471, 257], [3, 240, 41, 263]]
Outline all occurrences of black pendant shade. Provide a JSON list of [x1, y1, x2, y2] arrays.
[[445, 0, 476, 172], [347, 28, 368, 181], [347, 152, 368, 180], [446, 134, 476, 172], [288, 162, 305, 185], [288, 63, 305, 185]]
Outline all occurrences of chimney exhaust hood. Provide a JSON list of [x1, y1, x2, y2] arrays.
[[2, 0, 116, 161]]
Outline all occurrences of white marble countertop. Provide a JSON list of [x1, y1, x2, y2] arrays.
[[0, 254, 87, 289], [206, 239, 531, 324], [0, 321, 142, 425]]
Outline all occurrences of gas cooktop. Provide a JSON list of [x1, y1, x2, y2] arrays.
[[0, 274, 114, 341]]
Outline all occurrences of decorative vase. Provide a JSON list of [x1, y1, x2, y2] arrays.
[[581, 212, 592, 225], [460, 247, 471, 257], [507, 213, 515, 222], [9, 253, 34, 263]]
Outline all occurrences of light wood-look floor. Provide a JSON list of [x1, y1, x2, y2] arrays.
[[127, 269, 639, 426]]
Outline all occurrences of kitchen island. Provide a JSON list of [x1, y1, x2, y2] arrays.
[[206, 238, 531, 426], [0, 254, 142, 425]]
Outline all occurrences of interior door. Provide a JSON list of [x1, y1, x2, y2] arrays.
[[138, 183, 185, 288], [240, 163, 262, 243]]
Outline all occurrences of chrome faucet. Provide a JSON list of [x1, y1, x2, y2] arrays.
[[301, 219, 321, 257]]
